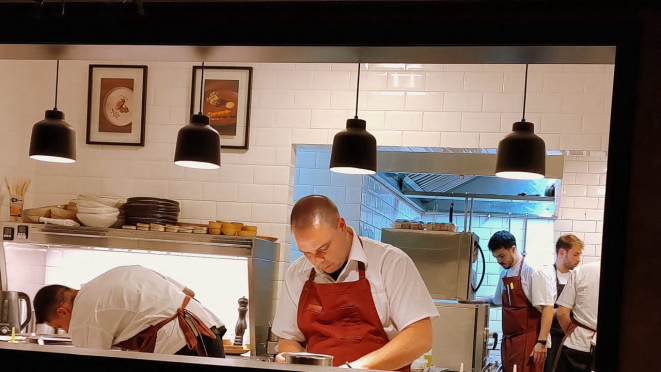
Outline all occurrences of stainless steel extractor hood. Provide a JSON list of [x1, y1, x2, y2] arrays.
[[375, 148, 564, 218]]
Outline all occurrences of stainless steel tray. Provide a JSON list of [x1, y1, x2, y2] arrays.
[[27, 334, 72, 345]]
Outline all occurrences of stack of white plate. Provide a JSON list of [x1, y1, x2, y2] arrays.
[[72, 195, 125, 228]]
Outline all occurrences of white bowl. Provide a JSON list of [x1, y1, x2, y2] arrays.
[[78, 195, 126, 208], [76, 205, 119, 214], [76, 212, 119, 228], [71, 199, 109, 208]]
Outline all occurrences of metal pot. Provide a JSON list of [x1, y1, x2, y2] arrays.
[[283, 352, 334, 366]]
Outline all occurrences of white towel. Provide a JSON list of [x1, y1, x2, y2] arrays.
[[39, 217, 80, 227]]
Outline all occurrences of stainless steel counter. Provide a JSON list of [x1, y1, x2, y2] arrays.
[[0, 342, 383, 372]]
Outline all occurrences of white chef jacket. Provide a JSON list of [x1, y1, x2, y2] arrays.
[[492, 256, 556, 345], [272, 227, 438, 342], [69, 265, 224, 354], [556, 261, 600, 353]]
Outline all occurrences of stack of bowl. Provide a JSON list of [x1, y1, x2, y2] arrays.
[[215, 221, 258, 237], [124, 197, 180, 226], [73, 195, 125, 228], [220, 221, 243, 236], [209, 221, 222, 235], [238, 225, 257, 237]]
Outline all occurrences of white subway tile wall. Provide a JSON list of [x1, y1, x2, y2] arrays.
[[0, 62, 39, 217], [556, 156, 607, 257]]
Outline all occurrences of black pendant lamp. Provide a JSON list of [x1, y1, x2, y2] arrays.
[[174, 62, 221, 169], [29, 60, 76, 163], [495, 64, 546, 180], [329, 62, 377, 175]]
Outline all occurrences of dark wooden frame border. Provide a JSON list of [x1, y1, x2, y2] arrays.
[[1, 1, 657, 370], [190, 65, 253, 150], [86, 64, 148, 147]]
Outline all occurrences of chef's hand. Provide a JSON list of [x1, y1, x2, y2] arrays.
[[530, 342, 547, 365], [275, 353, 286, 363]]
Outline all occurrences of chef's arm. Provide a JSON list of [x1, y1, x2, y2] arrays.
[[349, 317, 432, 370], [275, 339, 305, 362], [538, 305, 553, 342], [473, 296, 500, 308], [530, 306, 553, 364], [557, 306, 572, 333]]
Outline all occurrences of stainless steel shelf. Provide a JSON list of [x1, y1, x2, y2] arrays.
[[1, 221, 280, 357], [402, 191, 554, 203]]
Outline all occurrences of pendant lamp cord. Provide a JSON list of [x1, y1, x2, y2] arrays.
[[54, 60, 60, 111], [354, 62, 361, 119], [522, 64, 528, 122], [199, 61, 205, 115]]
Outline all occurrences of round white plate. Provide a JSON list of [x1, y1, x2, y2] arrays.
[[103, 87, 134, 127]]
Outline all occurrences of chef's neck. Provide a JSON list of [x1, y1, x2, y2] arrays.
[[510, 251, 523, 269], [555, 255, 570, 274], [342, 225, 354, 262], [66, 289, 79, 308]]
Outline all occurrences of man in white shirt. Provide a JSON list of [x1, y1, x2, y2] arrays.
[[554, 260, 600, 372], [483, 231, 556, 372], [545, 234, 584, 372], [272, 195, 438, 370], [33, 265, 226, 357]]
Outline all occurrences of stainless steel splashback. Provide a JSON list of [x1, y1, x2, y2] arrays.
[[0, 222, 279, 356], [381, 229, 474, 301], [432, 302, 492, 371]]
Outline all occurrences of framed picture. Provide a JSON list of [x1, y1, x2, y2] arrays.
[[190, 66, 253, 150], [86, 65, 148, 146]]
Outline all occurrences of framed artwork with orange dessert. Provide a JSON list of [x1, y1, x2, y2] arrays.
[[190, 65, 253, 150], [86, 65, 148, 146]]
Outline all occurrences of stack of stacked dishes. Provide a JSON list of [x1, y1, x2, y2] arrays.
[[178, 226, 194, 234], [124, 197, 180, 226], [193, 226, 208, 234], [73, 195, 125, 228], [165, 225, 180, 233]]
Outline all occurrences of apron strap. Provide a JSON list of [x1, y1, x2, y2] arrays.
[[114, 295, 216, 356], [357, 261, 366, 279], [153, 295, 217, 355], [175, 296, 217, 354]]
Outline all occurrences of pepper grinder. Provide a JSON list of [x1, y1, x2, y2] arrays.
[[234, 296, 248, 347]]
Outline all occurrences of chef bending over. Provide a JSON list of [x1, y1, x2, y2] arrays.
[[272, 195, 438, 370], [33, 265, 226, 357]]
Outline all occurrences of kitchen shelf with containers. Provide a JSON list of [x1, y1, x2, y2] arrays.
[[20, 194, 278, 242], [1, 220, 280, 357]]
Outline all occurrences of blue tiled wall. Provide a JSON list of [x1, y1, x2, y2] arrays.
[[359, 175, 422, 241]]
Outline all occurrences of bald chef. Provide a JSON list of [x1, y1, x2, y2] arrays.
[[272, 195, 438, 370]]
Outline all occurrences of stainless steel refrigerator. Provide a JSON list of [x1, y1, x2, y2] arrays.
[[381, 229, 495, 372]]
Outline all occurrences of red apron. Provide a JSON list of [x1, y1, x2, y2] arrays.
[[114, 296, 216, 356], [501, 256, 544, 372], [551, 315, 597, 372], [297, 261, 410, 371]]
